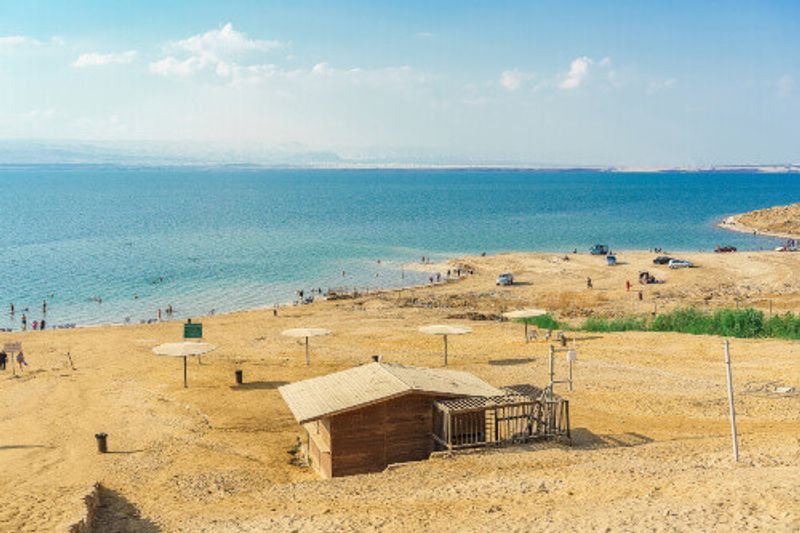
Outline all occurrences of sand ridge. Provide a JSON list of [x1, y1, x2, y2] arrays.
[[1, 250, 799, 531]]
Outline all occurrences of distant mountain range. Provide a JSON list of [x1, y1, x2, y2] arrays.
[[0, 140, 797, 172]]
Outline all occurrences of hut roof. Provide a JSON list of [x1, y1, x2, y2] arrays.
[[279, 362, 504, 423]]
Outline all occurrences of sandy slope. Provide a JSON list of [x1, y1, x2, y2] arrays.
[[1, 251, 798, 532], [720, 203, 800, 239]]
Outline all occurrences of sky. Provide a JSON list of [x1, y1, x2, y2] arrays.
[[0, 0, 798, 166]]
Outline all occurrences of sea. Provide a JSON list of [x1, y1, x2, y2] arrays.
[[1, 166, 798, 329]]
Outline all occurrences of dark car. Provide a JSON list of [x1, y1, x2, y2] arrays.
[[653, 256, 674, 265]]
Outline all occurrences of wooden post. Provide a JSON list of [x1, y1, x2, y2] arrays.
[[443, 335, 448, 366], [548, 344, 555, 402], [724, 340, 739, 462], [305, 337, 310, 366], [183, 356, 188, 388], [524, 321, 529, 343]]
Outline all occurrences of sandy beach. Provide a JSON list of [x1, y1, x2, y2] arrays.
[[1, 250, 799, 532]]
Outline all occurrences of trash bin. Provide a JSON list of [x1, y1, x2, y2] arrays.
[[235, 369, 243, 385], [95, 432, 108, 453]]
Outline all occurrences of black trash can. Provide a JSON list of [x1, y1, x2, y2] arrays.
[[95, 432, 108, 453], [235, 369, 243, 385]]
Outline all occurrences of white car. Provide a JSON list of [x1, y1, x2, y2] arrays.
[[668, 259, 693, 269], [496, 273, 514, 285]]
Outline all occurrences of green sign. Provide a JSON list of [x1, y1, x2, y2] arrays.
[[184, 323, 203, 339]]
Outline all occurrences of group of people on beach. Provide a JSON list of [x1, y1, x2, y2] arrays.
[[0, 350, 28, 372]]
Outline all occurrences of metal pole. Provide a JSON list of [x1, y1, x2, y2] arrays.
[[183, 356, 188, 388], [724, 340, 739, 462], [568, 358, 573, 392], [305, 337, 310, 366], [443, 335, 448, 366]]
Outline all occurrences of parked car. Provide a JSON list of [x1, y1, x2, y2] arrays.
[[668, 259, 693, 269], [590, 244, 609, 255], [496, 273, 514, 286], [653, 256, 675, 265]]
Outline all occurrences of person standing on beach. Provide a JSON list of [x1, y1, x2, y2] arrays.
[[40, 319, 46, 330], [587, 277, 593, 289], [626, 280, 631, 292], [157, 308, 162, 321], [0, 351, 7, 371], [16, 352, 28, 372]]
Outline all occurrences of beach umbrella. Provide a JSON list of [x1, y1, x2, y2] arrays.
[[282, 328, 331, 366], [419, 324, 472, 366], [502, 308, 548, 342], [152, 342, 216, 388]]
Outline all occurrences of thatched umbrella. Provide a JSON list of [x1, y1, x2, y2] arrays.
[[419, 325, 472, 366], [502, 308, 548, 342], [153, 342, 216, 388], [282, 328, 331, 366]]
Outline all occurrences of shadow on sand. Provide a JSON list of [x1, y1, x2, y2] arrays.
[[569, 428, 653, 449], [0, 444, 51, 451], [229, 380, 289, 391], [489, 358, 536, 366], [94, 485, 161, 532]]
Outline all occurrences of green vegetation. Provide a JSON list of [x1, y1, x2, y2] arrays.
[[519, 314, 561, 330], [577, 307, 800, 340]]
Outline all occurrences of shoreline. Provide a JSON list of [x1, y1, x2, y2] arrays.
[[717, 213, 800, 241], [4, 239, 793, 333]]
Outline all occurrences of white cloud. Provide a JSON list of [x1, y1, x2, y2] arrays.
[[776, 75, 793, 98], [559, 56, 592, 90], [646, 78, 677, 94], [73, 50, 137, 68], [150, 23, 284, 79], [414, 31, 434, 39], [500, 69, 523, 91], [0, 35, 42, 47]]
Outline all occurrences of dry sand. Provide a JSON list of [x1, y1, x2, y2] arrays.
[[720, 203, 800, 240], [1, 251, 799, 532]]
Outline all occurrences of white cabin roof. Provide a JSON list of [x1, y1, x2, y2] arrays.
[[279, 362, 503, 423]]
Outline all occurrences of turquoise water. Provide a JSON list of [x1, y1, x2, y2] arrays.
[[1, 166, 797, 329]]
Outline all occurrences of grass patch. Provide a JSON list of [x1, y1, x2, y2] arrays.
[[577, 307, 800, 340], [519, 314, 562, 330]]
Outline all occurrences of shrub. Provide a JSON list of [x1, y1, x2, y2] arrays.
[[520, 314, 561, 330]]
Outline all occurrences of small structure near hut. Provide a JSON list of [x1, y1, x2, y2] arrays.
[[279, 362, 571, 478]]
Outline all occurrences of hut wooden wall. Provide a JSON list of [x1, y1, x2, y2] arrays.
[[328, 393, 445, 477], [304, 419, 333, 478]]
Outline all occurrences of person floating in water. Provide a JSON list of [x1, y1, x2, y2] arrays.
[[21, 314, 27, 331]]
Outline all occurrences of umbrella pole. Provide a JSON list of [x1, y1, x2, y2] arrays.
[[183, 356, 188, 388], [305, 337, 310, 366], [443, 335, 448, 366]]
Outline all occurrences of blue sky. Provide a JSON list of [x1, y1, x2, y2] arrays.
[[0, 1, 798, 166]]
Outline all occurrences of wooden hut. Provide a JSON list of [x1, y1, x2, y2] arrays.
[[279, 362, 503, 478]]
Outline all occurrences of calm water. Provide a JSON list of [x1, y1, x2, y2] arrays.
[[1, 166, 797, 329]]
